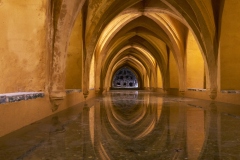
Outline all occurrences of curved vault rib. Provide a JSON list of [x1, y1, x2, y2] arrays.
[[93, 0, 216, 94], [97, 12, 142, 53], [96, 30, 166, 84], [108, 53, 158, 89], [95, 11, 186, 90], [101, 39, 159, 74], [98, 14, 178, 67], [102, 45, 157, 84], [97, 11, 184, 67]]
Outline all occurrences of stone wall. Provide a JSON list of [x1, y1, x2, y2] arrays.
[[65, 12, 83, 89], [0, 0, 48, 93]]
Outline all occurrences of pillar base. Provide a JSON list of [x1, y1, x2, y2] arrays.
[[179, 90, 185, 97], [49, 91, 66, 112], [95, 88, 103, 95], [83, 90, 89, 99], [209, 90, 217, 100]]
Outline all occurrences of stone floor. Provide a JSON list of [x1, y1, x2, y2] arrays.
[[0, 90, 240, 160]]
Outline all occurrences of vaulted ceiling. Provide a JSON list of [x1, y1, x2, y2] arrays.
[[51, 0, 223, 99]]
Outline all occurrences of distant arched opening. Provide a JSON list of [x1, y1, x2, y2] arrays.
[[112, 67, 139, 89]]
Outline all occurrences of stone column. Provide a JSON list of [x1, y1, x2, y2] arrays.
[[49, 0, 86, 109]]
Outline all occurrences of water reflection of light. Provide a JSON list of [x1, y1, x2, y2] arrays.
[[2, 92, 240, 159], [102, 91, 162, 140]]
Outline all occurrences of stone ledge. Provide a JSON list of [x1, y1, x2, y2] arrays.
[[65, 89, 82, 94], [223, 113, 240, 119], [187, 88, 207, 92], [0, 92, 44, 104], [221, 90, 240, 94]]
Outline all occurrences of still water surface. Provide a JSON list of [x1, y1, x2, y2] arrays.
[[0, 91, 240, 160]]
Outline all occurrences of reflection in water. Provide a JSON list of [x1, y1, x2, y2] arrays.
[[0, 91, 240, 159], [46, 116, 66, 160]]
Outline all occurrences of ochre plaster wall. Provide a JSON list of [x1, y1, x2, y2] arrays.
[[87, 0, 114, 32], [220, 0, 240, 90], [65, 12, 83, 89], [0, 90, 96, 137], [89, 56, 95, 89], [0, 0, 47, 93], [169, 51, 179, 88], [186, 31, 204, 89], [157, 65, 163, 88], [144, 75, 150, 88]]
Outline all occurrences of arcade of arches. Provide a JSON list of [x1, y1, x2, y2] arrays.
[[0, 0, 240, 137]]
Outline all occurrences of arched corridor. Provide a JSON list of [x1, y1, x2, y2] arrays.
[[0, 0, 240, 158]]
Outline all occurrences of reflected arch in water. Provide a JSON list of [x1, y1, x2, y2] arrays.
[[96, 91, 185, 159], [111, 67, 140, 89]]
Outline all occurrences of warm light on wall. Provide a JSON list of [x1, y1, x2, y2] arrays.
[[89, 56, 95, 89], [97, 13, 141, 53]]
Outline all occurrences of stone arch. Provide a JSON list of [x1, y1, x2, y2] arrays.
[[104, 56, 148, 91], [82, 0, 144, 96], [100, 40, 160, 92], [49, 0, 85, 101], [95, 14, 185, 92], [82, 1, 187, 96], [111, 66, 141, 89], [49, 0, 218, 100], [160, 0, 218, 98]]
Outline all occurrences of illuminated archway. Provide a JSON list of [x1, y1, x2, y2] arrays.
[[112, 67, 139, 89]]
